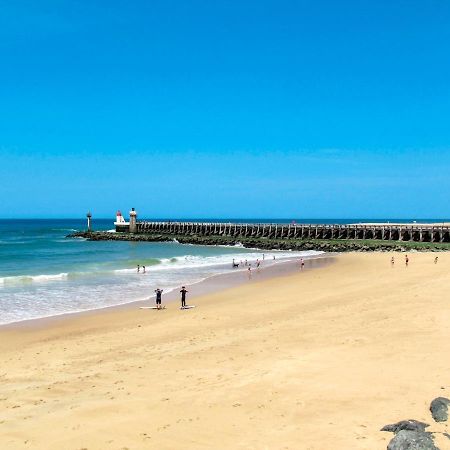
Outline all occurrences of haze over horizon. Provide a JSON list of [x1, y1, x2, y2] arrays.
[[1, 1, 449, 219]]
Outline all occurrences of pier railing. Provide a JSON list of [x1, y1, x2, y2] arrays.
[[127, 221, 450, 243]]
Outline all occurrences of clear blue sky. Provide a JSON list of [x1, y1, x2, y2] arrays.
[[1, 0, 449, 219]]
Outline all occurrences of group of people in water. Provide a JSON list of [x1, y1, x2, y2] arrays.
[[232, 258, 263, 273], [232, 254, 280, 274]]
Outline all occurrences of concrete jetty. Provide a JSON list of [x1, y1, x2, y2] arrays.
[[134, 221, 450, 243], [114, 210, 450, 243]]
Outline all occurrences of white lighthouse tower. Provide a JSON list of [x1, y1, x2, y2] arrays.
[[129, 208, 137, 233], [86, 211, 92, 232]]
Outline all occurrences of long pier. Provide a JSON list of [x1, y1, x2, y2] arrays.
[[127, 221, 450, 243]]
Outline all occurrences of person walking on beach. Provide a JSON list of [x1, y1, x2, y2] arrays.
[[137, 264, 140, 273], [434, 256, 439, 264], [180, 286, 188, 308], [155, 288, 163, 309], [405, 255, 409, 267], [391, 256, 395, 267]]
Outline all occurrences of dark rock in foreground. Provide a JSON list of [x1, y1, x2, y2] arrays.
[[387, 430, 439, 450], [430, 397, 450, 423], [381, 420, 430, 434]]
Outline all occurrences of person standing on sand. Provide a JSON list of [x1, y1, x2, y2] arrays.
[[434, 256, 439, 264], [300, 258, 305, 270], [391, 256, 395, 267], [405, 255, 409, 267], [180, 286, 188, 308], [155, 288, 163, 309]]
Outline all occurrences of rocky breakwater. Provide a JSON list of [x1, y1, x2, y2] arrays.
[[67, 231, 449, 252], [68, 231, 172, 243]]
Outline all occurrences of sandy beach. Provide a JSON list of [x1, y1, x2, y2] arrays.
[[1, 252, 449, 449]]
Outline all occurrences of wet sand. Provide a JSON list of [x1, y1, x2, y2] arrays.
[[1, 252, 449, 449]]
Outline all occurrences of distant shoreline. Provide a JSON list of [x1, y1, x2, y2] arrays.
[[68, 231, 450, 252]]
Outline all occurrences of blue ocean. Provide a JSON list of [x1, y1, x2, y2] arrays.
[[0, 219, 324, 325]]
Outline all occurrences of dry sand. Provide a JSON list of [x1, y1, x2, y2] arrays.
[[1, 253, 449, 449]]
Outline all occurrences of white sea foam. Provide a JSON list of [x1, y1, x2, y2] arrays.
[[150, 250, 321, 270], [54, 238, 86, 243], [0, 272, 69, 285], [32, 273, 69, 282]]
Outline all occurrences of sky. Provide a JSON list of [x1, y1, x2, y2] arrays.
[[1, 0, 449, 219]]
